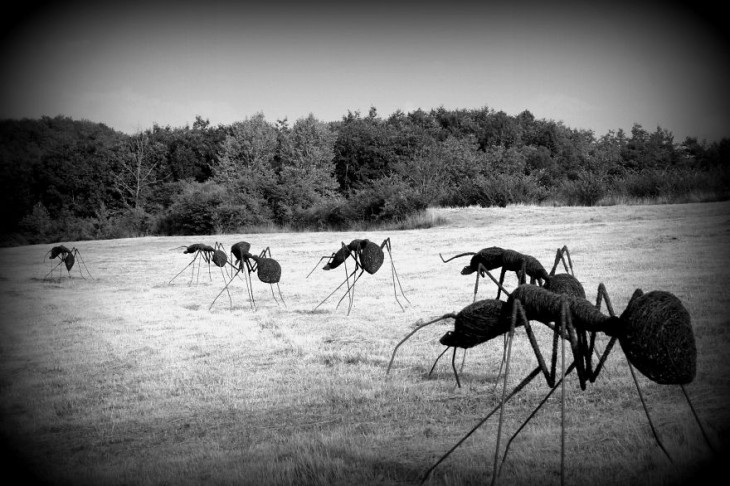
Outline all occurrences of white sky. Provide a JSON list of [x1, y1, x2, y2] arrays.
[[1, 0, 728, 141]]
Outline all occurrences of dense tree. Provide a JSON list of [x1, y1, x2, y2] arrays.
[[333, 109, 398, 192], [273, 114, 341, 224], [1, 108, 727, 245]]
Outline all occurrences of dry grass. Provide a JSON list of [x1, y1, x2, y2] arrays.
[[1, 202, 729, 485]]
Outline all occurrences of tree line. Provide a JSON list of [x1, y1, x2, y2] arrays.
[[1, 107, 728, 246]]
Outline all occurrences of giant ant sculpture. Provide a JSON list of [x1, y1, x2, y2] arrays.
[[417, 283, 714, 485], [306, 238, 409, 316], [43, 245, 93, 280], [210, 244, 285, 310], [440, 245, 578, 301]]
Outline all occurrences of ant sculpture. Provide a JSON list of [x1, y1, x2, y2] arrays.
[[418, 283, 714, 485], [43, 245, 92, 280], [210, 245, 285, 310], [440, 246, 577, 301], [307, 238, 409, 316], [168, 243, 218, 285]]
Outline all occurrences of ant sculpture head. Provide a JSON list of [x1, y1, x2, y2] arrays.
[[323, 239, 367, 271], [322, 245, 351, 271], [440, 299, 511, 348], [618, 289, 696, 385]]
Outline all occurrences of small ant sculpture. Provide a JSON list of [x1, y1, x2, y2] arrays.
[[307, 238, 409, 315], [168, 243, 218, 285], [417, 283, 714, 485], [210, 245, 285, 310], [43, 245, 92, 280]]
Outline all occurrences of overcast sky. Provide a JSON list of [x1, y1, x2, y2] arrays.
[[1, 0, 728, 141]]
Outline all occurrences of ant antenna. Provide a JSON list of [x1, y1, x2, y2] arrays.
[[439, 252, 476, 263]]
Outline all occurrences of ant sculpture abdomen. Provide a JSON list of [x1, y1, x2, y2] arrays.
[[230, 241, 251, 264], [359, 240, 385, 274], [64, 252, 75, 271], [543, 272, 585, 298], [49, 245, 71, 260], [619, 289, 696, 385], [250, 254, 281, 284]]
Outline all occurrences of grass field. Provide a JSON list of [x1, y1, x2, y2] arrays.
[[1, 202, 729, 486]]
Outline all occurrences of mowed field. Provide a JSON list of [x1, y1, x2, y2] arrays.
[[1, 202, 729, 486]]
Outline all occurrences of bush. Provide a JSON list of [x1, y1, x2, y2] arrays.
[[622, 170, 664, 199], [293, 197, 352, 230], [439, 173, 548, 207], [18, 202, 55, 243], [18, 204, 100, 243], [157, 182, 226, 235], [110, 208, 155, 238], [558, 171, 606, 206], [349, 176, 428, 222]]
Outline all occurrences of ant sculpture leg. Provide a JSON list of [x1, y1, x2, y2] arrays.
[[335, 252, 363, 315], [43, 259, 66, 280], [241, 258, 259, 309], [427, 347, 451, 378], [469, 265, 515, 386], [313, 242, 359, 313], [201, 250, 215, 283], [428, 347, 470, 383], [466, 261, 509, 302], [70, 249, 93, 279], [381, 238, 411, 310], [306, 252, 337, 278], [489, 263, 527, 386], [209, 260, 243, 311], [307, 247, 352, 309], [387, 313, 458, 375], [550, 245, 574, 276], [169, 250, 202, 285]]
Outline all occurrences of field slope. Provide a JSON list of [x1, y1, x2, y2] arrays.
[[1, 202, 729, 485]]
